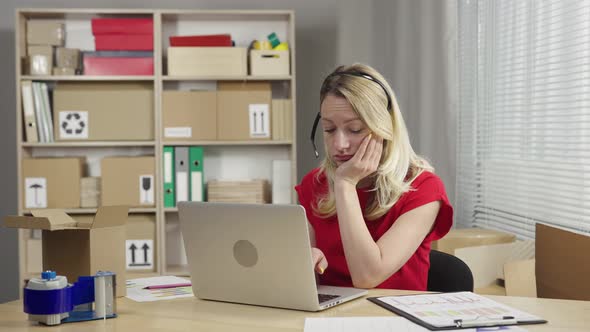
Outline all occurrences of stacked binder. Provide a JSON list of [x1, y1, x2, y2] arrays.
[[163, 146, 204, 207], [21, 80, 54, 142]]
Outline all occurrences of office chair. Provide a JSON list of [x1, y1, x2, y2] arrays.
[[427, 249, 474, 292]]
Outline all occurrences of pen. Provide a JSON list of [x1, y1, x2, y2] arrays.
[[454, 316, 517, 328], [143, 282, 192, 290]]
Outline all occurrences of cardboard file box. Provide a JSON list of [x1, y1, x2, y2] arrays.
[[167, 47, 247, 76], [208, 179, 270, 204], [22, 158, 83, 209], [217, 82, 272, 140], [126, 214, 157, 272], [4, 206, 129, 297], [56, 47, 80, 69], [80, 177, 100, 208], [250, 50, 290, 76], [53, 82, 154, 141], [162, 91, 217, 141], [101, 156, 155, 207], [26, 20, 64, 46], [27, 46, 53, 75], [432, 227, 516, 255]]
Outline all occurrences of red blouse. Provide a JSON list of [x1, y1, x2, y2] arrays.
[[295, 168, 453, 290]]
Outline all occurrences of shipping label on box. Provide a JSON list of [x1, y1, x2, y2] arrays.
[[58, 111, 89, 139]]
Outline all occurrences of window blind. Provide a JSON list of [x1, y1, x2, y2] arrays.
[[456, 0, 590, 239]]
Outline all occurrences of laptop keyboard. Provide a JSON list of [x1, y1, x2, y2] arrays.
[[318, 293, 340, 304]]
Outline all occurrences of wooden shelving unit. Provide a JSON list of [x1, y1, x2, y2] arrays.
[[15, 8, 296, 286]]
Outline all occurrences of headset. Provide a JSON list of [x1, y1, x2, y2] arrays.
[[310, 71, 393, 158]]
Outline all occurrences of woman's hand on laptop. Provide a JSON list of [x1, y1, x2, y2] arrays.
[[312, 247, 328, 274]]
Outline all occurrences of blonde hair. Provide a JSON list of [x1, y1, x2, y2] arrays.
[[314, 63, 433, 220]]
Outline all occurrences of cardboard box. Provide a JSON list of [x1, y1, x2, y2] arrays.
[[53, 67, 76, 76], [432, 227, 516, 255], [126, 214, 157, 272], [162, 91, 217, 141], [101, 156, 155, 207], [80, 177, 100, 208], [167, 47, 247, 76], [28, 55, 52, 76], [22, 158, 83, 209], [536, 223, 590, 301], [4, 206, 128, 296], [53, 82, 154, 141], [455, 240, 534, 289], [56, 47, 80, 69], [217, 82, 272, 140], [26, 20, 65, 46], [250, 50, 290, 76]]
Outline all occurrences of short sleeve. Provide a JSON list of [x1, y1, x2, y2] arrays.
[[295, 168, 320, 206], [398, 172, 453, 242]]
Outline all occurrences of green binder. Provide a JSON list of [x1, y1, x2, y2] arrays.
[[163, 146, 175, 207], [189, 146, 204, 202]]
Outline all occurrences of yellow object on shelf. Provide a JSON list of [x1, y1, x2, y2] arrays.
[[273, 42, 289, 51]]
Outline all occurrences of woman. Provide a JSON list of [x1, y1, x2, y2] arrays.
[[295, 63, 453, 290]]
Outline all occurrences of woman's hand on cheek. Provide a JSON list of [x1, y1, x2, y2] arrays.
[[334, 134, 383, 186]]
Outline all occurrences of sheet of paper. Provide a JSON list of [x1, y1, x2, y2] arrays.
[[126, 276, 194, 302], [304, 317, 527, 332]]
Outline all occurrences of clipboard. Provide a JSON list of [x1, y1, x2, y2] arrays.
[[367, 292, 547, 330]]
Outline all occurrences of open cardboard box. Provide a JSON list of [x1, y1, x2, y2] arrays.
[[4, 206, 128, 297]]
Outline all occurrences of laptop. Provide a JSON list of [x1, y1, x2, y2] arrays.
[[178, 201, 368, 311]]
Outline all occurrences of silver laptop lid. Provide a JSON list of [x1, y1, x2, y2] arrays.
[[179, 202, 322, 311]]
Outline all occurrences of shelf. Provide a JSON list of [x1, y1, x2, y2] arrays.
[[22, 207, 157, 215], [163, 75, 292, 81], [22, 141, 156, 148], [162, 140, 292, 146], [21, 75, 155, 81]]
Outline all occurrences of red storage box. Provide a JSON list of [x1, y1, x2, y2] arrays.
[[95, 34, 153, 51], [91, 18, 153, 35], [83, 56, 154, 75], [169, 34, 232, 47]]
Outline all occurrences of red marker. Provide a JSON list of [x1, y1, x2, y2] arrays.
[[143, 283, 191, 290]]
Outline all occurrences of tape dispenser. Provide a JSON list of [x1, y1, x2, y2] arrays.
[[23, 270, 117, 326]]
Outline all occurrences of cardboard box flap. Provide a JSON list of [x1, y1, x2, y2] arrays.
[[91, 206, 129, 228], [4, 210, 78, 231]]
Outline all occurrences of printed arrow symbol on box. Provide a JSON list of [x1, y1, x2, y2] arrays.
[[129, 243, 137, 264], [142, 243, 150, 264]]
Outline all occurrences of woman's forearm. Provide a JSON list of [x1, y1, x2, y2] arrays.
[[334, 180, 386, 288]]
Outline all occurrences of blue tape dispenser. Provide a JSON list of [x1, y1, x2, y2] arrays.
[[23, 270, 117, 326]]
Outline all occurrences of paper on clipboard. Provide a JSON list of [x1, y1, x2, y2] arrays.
[[369, 292, 544, 330]]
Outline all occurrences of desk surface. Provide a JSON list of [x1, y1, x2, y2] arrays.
[[1, 289, 589, 331]]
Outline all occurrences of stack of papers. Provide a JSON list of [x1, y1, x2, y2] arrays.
[[126, 276, 194, 302]]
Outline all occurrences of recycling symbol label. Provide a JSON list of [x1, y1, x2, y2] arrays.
[[59, 111, 88, 139]]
